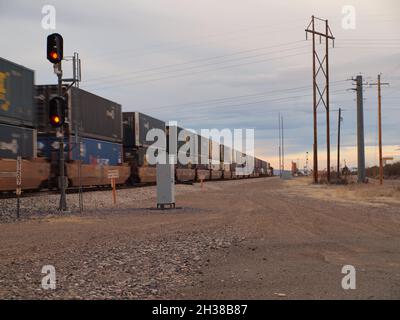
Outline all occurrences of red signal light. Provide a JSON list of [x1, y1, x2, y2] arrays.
[[52, 116, 60, 124], [47, 33, 63, 64], [49, 96, 65, 128]]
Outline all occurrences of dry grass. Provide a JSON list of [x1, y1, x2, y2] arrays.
[[283, 176, 400, 207]]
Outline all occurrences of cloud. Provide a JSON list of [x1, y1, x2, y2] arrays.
[[0, 0, 399, 167]]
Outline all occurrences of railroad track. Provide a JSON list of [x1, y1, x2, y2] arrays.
[[0, 180, 198, 200], [0, 175, 270, 200]]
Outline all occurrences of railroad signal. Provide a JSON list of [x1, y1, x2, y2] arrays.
[[49, 96, 65, 128], [47, 33, 63, 64]]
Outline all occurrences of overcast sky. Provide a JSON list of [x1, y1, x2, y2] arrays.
[[1, 0, 399, 169]]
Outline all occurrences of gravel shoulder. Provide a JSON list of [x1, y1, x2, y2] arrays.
[[1, 177, 400, 299]]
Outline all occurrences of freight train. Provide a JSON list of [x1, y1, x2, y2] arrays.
[[0, 57, 272, 192]]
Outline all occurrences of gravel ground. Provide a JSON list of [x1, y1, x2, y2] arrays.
[[0, 179, 263, 223], [0, 228, 241, 299], [1, 177, 399, 299], [0, 183, 199, 223]]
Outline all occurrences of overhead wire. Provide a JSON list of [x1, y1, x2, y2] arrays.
[[87, 49, 310, 90]]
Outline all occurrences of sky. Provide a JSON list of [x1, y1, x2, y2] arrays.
[[1, 0, 399, 169]]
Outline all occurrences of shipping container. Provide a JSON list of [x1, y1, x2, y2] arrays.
[[124, 145, 165, 167], [165, 125, 198, 168], [36, 85, 122, 143], [123, 112, 166, 148], [177, 127, 197, 168], [233, 149, 246, 166], [37, 135, 122, 165], [0, 57, 35, 127], [220, 145, 233, 164], [210, 140, 222, 171], [197, 135, 210, 169], [0, 123, 36, 159]]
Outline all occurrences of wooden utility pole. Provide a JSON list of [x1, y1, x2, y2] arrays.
[[378, 75, 383, 185], [278, 113, 282, 177], [325, 19, 331, 183], [337, 108, 342, 180], [281, 115, 285, 174], [311, 16, 318, 183], [369, 75, 389, 185], [305, 16, 335, 183]]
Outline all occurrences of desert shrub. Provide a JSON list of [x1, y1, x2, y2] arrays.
[[384, 161, 400, 177]]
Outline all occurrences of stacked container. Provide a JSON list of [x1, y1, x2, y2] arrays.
[[196, 134, 211, 181], [0, 57, 51, 191], [0, 57, 36, 160], [36, 85, 123, 166], [35, 85, 129, 187], [174, 126, 197, 181], [221, 145, 233, 179], [209, 139, 222, 180], [123, 112, 166, 183]]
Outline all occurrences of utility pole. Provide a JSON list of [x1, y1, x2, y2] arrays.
[[278, 113, 282, 177], [325, 19, 331, 183], [378, 75, 383, 185], [305, 151, 309, 175], [369, 74, 389, 185], [337, 108, 342, 180], [305, 16, 335, 183], [352, 75, 366, 183], [281, 115, 285, 174]]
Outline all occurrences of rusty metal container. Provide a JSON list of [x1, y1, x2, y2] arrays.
[[176, 168, 195, 182], [0, 158, 50, 191], [196, 169, 210, 181], [223, 170, 232, 179], [210, 169, 223, 180], [136, 167, 157, 183], [66, 163, 130, 187]]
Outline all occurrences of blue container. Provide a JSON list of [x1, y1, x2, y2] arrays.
[[0, 123, 36, 159], [0, 57, 35, 127], [37, 135, 122, 165]]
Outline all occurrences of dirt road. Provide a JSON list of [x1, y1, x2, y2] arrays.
[[1, 177, 399, 299]]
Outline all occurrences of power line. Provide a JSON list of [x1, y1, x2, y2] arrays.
[[88, 18, 306, 60], [87, 49, 310, 90], [84, 42, 307, 85], [153, 88, 350, 116], [146, 81, 348, 111]]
